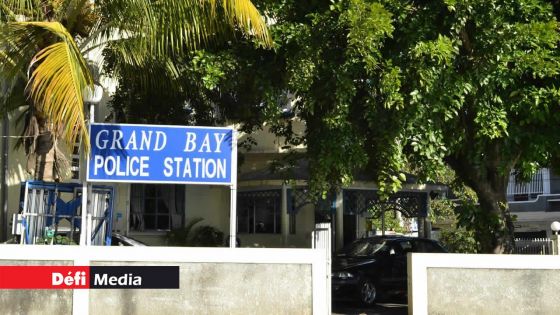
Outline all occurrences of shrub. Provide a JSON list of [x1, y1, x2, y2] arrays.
[[166, 218, 224, 247], [438, 227, 479, 253]]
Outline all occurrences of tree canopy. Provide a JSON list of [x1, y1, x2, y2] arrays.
[[191, 0, 560, 253], [392, 0, 560, 252]]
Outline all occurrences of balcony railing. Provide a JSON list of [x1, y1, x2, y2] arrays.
[[507, 169, 547, 200], [513, 237, 552, 255]]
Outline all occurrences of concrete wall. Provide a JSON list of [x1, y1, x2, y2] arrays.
[[409, 253, 560, 315], [0, 260, 73, 315], [89, 262, 311, 315], [427, 268, 560, 315], [0, 245, 327, 315]]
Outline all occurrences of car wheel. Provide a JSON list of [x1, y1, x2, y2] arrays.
[[359, 279, 377, 306]]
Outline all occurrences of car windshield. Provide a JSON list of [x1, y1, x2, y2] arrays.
[[337, 239, 387, 257]]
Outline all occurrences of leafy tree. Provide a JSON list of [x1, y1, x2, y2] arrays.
[[215, 0, 560, 253], [391, 0, 560, 253], [0, 0, 271, 179]]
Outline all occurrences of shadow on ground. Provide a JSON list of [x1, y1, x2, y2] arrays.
[[332, 301, 407, 315]]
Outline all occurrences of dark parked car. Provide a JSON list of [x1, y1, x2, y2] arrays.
[[332, 236, 447, 305], [111, 233, 146, 246]]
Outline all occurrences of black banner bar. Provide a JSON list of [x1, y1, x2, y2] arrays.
[[90, 266, 179, 289]]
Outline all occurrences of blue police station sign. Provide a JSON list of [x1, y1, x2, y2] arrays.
[[87, 123, 235, 185]]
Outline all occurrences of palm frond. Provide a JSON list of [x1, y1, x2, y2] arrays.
[[1, 2, 18, 21], [12, 21, 93, 151], [220, 0, 271, 45], [98, 0, 271, 60], [2, 0, 271, 156], [1, 0, 43, 21], [0, 22, 42, 83]]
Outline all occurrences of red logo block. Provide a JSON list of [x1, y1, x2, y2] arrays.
[[0, 266, 90, 289]]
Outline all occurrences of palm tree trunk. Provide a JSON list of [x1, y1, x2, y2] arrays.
[[26, 114, 57, 181]]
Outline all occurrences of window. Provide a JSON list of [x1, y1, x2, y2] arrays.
[[238, 190, 281, 234], [337, 239, 389, 257], [129, 184, 185, 232]]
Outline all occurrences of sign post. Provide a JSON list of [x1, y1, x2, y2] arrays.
[[80, 105, 96, 247], [229, 133, 237, 248], [87, 123, 237, 247]]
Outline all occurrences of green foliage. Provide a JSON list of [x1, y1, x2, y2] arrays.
[[37, 235, 77, 245], [427, 166, 476, 223], [429, 198, 457, 224], [401, 0, 560, 196], [368, 210, 411, 235], [106, 38, 282, 134], [427, 166, 481, 253], [438, 227, 479, 253], [187, 225, 225, 247], [166, 218, 224, 247], [342, 0, 394, 74]]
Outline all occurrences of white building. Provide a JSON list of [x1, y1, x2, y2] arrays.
[[507, 168, 560, 238]]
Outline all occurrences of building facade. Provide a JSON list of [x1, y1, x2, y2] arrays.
[[0, 114, 445, 249], [508, 168, 560, 238]]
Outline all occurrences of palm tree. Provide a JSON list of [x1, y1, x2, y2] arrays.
[[0, 0, 271, 180]]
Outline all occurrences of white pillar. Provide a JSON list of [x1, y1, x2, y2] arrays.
[[552, 234, 559, 255], [228, 130, 238, 248], [335, 190, 344, 251], [79, 183, 88, 246], [312, 222, 331, 315], [80, 104, 94, 246]]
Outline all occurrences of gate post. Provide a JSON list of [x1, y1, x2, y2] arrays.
[[551, 221, 560, 255], [312, 223, 331, 314], [551, 235, 559, 255]]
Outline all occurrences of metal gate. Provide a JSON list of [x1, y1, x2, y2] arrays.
[[14, 181, 114, 245], [513, 237, 552, 255]]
